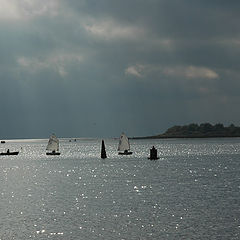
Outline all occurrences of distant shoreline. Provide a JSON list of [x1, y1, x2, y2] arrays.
[[132, 123, 240, 139], [132, 135, 240, 139]]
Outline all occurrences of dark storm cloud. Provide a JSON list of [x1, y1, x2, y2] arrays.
[[0, 0, 240, 138]]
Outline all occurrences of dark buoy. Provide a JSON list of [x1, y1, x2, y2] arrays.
[[148, 146, 159, 160], [101, 140, 107, 159]]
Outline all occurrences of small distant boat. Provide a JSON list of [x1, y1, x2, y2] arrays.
[[1, 140, 6, 144], [46, 134, 60, 155], [118, 133, 133, 155], [101, 140, 107, 159], [0, 149, 19, 155]]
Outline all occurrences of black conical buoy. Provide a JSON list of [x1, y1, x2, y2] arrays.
[[101, 140, 107, 159]]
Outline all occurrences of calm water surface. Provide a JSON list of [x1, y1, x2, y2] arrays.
[[0, 138, 239, 239]]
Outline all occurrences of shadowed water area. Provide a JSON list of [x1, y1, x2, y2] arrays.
[[0, 138, 239, 239]]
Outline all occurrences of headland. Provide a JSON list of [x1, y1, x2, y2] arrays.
[[133, 123, 240, 139]]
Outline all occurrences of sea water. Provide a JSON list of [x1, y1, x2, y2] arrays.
[[0, 138, 239, 239]]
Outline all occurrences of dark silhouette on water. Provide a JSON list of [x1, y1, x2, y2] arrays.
[[46, 150, 60, 155], [148, 146, 159, 160], [101, 140, 107, 159], [0, 149, 19, 155]]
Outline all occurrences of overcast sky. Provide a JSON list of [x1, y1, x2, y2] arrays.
[[0, 0, 240, 139]]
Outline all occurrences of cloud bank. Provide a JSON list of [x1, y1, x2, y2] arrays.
[[0, 0, 240, 138]]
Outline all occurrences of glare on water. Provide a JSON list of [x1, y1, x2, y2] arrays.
[[0, 138, 239, 239]]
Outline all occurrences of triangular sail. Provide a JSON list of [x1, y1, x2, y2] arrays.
[[118, 133, 130, 151], [46, 134, 59, 151]]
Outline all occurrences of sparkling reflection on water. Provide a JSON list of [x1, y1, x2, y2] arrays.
[[0, 138, 240, 239]]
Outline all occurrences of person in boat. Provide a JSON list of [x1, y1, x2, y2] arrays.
[[7, 149, 10, 153], [52, 150, 56, 154], [124, 149, 129, 154]]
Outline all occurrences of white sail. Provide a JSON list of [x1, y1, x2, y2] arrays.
[[118, 133, 130, 151], [46, 134, 59, 151]]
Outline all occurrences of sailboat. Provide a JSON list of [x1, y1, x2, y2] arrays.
[[101, 140, 107, 159], [118, 133, 133, 155], [46, 134, 60, 155]]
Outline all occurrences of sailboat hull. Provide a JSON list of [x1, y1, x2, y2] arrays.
[[0, 151, 19, 156], [46, 152, 60, 155], [118, 151, 133, 155]]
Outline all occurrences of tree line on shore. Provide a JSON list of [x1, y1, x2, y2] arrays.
[[145, 123, 240, 138]]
